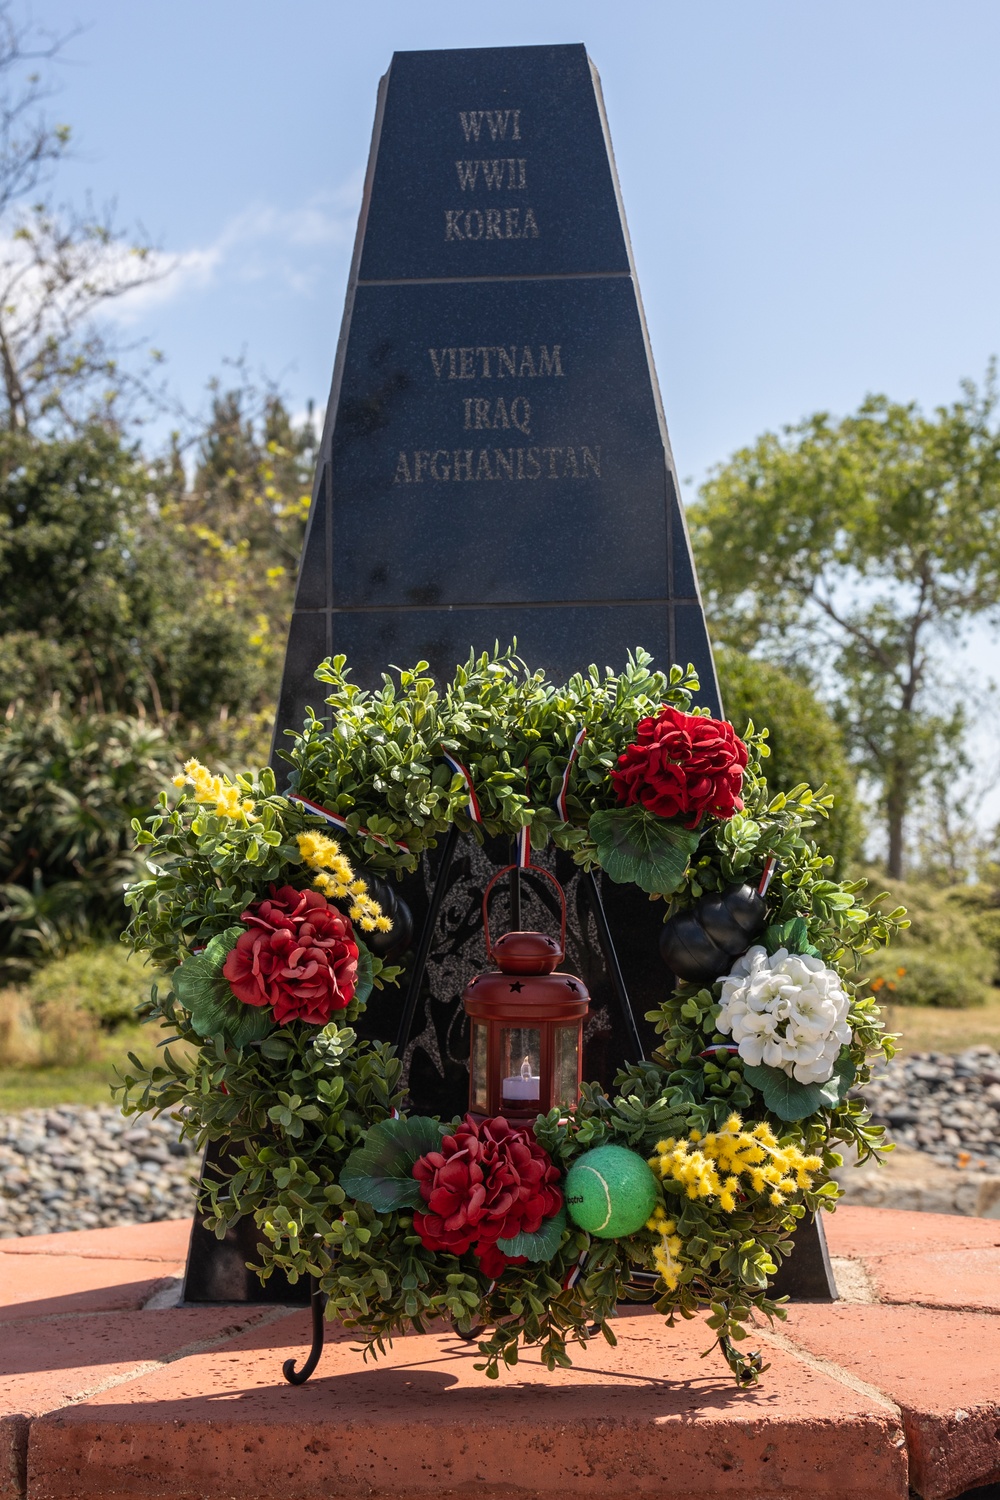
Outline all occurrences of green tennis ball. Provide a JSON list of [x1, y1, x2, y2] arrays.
[[564, 1145, 658, 1239]]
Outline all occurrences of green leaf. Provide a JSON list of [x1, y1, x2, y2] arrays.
[[172, 930, 239, 1029], [763, 918, 820, 958], [259, 1034, 294, 1061], [203, 926, 242, 968], [742, 1064, 824, 1121], [588, 806, 700, 895], [496, 1207, 567, 1262], [743, 1049, 856, 1121], [173, 926, 272, 1046], [815, 1051, 857, 1108], [340, 1115, 446, 1212], [354, 940, 374, 1007], [224, 999, 275, 1048]]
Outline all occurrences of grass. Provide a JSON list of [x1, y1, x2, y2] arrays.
[[0, 998, 998, 1113], [0, 1024, 177, 1112], [885, 991, 1000, 1056]]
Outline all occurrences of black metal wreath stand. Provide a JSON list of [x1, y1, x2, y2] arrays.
[[282, 1277, 328, 1385]]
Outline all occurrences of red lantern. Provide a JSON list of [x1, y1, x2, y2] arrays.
[[463, 865, 590, 1122]]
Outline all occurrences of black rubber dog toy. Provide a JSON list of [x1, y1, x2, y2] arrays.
[[659, 860, 776, 984]]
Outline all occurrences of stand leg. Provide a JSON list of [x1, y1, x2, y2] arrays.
[[585, 872, 645, 1062], [282, 1276, 328, 1385], [394, 825, 461, 1055]]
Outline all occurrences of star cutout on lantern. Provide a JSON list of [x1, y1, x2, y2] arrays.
[[509, 981, 524, 993], [564, 979, 579, 991]]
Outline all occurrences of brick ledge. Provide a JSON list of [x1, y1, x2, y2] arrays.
[[0, 1207, 998, 1500]]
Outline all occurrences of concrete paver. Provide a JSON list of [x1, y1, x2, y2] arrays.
[[824, 1203, 1000, 1258], [1, 1207, 998, 1499], [0, 1307, 287, 1500], [28, 1305, 908, 1500], [784, 1301, 1000, 1500], [0, 1222, 190, 1264], [0, 1254, 184, 1321]]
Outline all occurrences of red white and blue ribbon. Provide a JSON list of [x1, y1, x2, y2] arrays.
[[563, 1248, 589, 1291], [514, 823, 531, 868], [440, 748, 482, 824], [554, 726, 587, 822], [288, 794, 410, 853]]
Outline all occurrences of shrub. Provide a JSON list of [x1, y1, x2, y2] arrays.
[[715, 647, 862, 871], [0, 944, 154, 1069], [0, 987, 41, 1066], [865, 949, 990, 1009], [949, 884, 1000, 984], [0, 710, 173, 978], [28, 944, 151, 1028], [0, 980, 100, 1067], [865, 876, 996, 1007]]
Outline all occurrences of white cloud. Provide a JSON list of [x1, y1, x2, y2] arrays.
[[108, 175, 364, 324]]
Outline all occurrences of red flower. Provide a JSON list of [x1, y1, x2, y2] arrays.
[[222, 883, 359, 1025], [476, 1242, 526, 1280], [611, 706, 748, 827], [411, 1115, 562, 1270]]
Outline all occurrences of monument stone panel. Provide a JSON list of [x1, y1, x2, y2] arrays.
[[272, 36, 721, 1122], [275, 42, 719, 748], [184, 43, 811, 1305]]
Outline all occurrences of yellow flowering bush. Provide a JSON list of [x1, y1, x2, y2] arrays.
[[174, 758, 257, 823]]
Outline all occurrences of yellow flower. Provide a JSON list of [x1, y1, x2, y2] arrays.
[[297, 831, 344, 870], [647, 1205, 684, 1291], [174, 759, 257, 822], [297, 832, 385, 933], [649, 1114, 821, 1213]]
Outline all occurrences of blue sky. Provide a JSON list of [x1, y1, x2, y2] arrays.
[[29, 1, 1000, 831], [40, 0, 1000, 490]]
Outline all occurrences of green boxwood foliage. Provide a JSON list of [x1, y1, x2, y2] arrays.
[[118, 648, 903, 1384]]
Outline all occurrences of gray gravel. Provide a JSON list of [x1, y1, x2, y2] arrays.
[[862, 1045, 1000, 1168], [1, 1046, 998, 1240], [0, 1105, 199, 1239]]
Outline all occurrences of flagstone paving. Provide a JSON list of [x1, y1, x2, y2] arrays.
[[0, 1208, 997, 1500]]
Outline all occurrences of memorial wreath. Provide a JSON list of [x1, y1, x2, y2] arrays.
[[119, 647, 903, 1384]]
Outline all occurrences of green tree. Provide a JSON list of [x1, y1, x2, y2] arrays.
[[0, 6, 165, 434], [690, 372, 1000, 878], [159, 385, 314, 751], [0, 426, 165, 711], [716, 648, 861, 872], [0, 423, 280, 733]]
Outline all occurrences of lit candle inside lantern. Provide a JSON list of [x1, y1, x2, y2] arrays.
[[502, 1055, 540, 1102]]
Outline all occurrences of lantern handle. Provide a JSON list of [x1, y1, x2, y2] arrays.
[[482, 863, 567, 962]]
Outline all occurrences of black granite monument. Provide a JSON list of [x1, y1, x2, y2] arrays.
[[182, 43, 834, 1305]]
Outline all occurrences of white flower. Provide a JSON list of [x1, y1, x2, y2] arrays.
[[715, 945, 852, 1086]]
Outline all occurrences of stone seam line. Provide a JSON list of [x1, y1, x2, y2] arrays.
[[4, 1304, 295, 1500]]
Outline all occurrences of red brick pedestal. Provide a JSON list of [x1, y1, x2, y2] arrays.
[[2, 1207, 998, 1500]]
